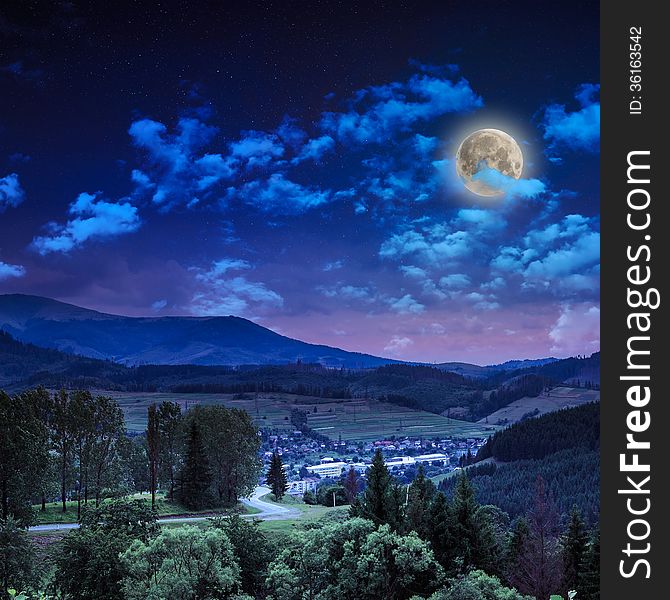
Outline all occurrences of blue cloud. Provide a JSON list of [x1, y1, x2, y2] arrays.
[[191, 259, 283, 316], [0, 261, 26, 280], [129, 116, 221, 207], [471, 167, 546, 199], [32, 192, 140, 255], [292, 135, 335, 164], [541, 83, 600, 154], [388, 294, 425, 315], [0, 173, 25, 212], [320, 65, 482, 144], [491, 213, 600, 293], [232, 173, 331, 215], [229, 130, 285, 167]]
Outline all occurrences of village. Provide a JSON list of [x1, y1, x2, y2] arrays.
[[261, 430, 487, 496]]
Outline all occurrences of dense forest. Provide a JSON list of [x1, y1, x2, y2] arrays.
[[441, 403, 600, 523], [476, 403, 600, 462]]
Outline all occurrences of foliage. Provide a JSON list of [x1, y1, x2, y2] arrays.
[[211, 514, 274, 598], [184, 405, 261, 506], [50, 499, 158, 600], [560, 506, 588, 596], [266, 518, 443, 600], [400, 465, 433, 538], [508, 477, 562, 600], [0, 518, 37, 600], [0, 389, 50, 524], [120, 526, 242, 600], [425, 569, 533, 600]]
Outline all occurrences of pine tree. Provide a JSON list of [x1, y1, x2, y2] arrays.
[[146, 404, 160, 510], [266, 452, 288, 501], [404, 464, 436, 539], [579, 528, 600, 600], [428, 491, 454, 569], [506, 516, 529, 580], [448, 471, 500, 575], [561, 506, 588, 595], [350, 448, 401, 529], [177, 421, 213, 510]]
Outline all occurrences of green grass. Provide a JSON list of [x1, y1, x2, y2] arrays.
[[106, 391, 498, 441], [33, 492, 255, 525]]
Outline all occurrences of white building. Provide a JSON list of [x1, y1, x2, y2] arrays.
[[305, 461, 348, 478], [287, 479, 319, 495]]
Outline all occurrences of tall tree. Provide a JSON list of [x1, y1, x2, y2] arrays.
[[177, 420, 213, 510], [69, 391, 96, 519], [579, 528, 600, 600], [0, 390, 50, 524], [449, 472, 499, 575], [185, 406, 261, 506], [146, 403, 160, 510], [51, 390, 77, 513], [561, 506, 588, 596], [404, 464, 436, 539], [266, 452, 288, 501], [157, 401, 182, 500], [343, 466, 360, 504], [428, 491, 454, 569], [90, 395, 125, 506], [511, 476, 562, 599], [350, 448, 402, 529]]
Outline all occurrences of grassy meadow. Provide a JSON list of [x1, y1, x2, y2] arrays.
[[106, 391, 498, 440]]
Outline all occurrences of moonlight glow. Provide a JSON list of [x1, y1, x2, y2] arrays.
[[456, 128, 524, 196]]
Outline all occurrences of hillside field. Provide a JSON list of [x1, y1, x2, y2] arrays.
[[477, 386, 600, 426], [106, 391, 498, 441]]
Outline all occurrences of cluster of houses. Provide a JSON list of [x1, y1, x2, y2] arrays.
[[262, 434, 487, 496]]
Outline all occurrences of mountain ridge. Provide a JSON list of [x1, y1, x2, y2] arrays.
[[0, 294, 402, 368]]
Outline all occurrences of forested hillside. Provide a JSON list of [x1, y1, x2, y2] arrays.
[[476, 402, 599, 461], [441, 403, 600, 522]]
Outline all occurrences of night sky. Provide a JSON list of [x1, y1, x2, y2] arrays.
[[0, 1, 600, 364]]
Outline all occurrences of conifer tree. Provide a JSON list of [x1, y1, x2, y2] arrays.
[[506, 516, 530, 579], [428, 491, 454, 568], [579, 528, 600, 600], [350, 448, 402, 529], [266, 452, 288, 501], [404, 464, 436, 539], [177, 421, 213, 510], [561, 506, 588, 595]]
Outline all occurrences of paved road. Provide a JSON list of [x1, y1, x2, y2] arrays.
[[29, 486, 299, 532]]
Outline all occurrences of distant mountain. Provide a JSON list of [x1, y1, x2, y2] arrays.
[[0, 294, 400, 368], [487, 357, 558, 371], [436, 358, 559, 378]]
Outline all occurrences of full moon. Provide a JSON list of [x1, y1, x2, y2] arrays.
[[455, 128, 523, 196]]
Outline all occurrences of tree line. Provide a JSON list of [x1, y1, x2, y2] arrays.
[[0, 388, 262, 527], [2, 448, 598, 599]]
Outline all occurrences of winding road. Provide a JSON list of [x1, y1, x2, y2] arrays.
[[29, 486, 299, 533]]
